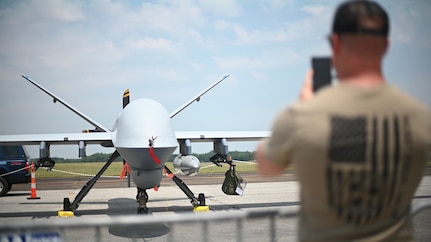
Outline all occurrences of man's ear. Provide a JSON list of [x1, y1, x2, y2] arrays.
[[332, 34, 342, 55], [383, 37, 390, 56]]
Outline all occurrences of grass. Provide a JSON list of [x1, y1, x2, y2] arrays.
[[33, 160, 430, 179], [34, 161, 258, 179]]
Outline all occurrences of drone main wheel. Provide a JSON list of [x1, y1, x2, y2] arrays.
[[63, 198, 71, 211], [138, 207, 148, 215], [198, 193, 205, 206]]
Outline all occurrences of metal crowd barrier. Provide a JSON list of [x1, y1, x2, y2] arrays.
[[1, 202, 430, 242]]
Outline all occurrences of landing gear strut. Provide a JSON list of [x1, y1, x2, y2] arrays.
[[58, 150, 209, 216], [164, 165, 208, 211], [59, 151, 120, 216], [136, 188, 149, 214]]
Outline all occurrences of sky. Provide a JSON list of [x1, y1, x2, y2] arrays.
[[0, 0, 430, 159]]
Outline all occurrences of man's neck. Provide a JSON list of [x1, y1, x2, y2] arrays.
[[338, 70, 386, 88], [337, 59, 386, 87]]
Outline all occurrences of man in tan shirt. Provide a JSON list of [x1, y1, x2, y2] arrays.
[[256, 1, 431, 241]]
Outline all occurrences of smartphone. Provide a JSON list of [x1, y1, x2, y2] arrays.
[[312, 57, 332, 92]]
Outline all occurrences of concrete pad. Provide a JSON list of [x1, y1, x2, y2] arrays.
[[0, 181, 300, 216], [0, 177, 430, 242]]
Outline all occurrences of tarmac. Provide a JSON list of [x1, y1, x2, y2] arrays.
[[0, 176, 430, 241]]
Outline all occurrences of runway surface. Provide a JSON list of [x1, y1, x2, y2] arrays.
[[12, 171, 296, 190], [1, 173, 430, 241]]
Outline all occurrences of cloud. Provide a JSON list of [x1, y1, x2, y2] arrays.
[[0, 0, 429, 159], [216, 20, 298, 45], [264, 0, 295, 9], [125, 37, 175, 53], [301, 4, 328, 15], [386, 1, 431, 47], [213, 3, 333, 47], [197, 0, 242, 17], [0, 0, 85, 24], [131, 1, 206, 35], [214, 47, 301, 72]]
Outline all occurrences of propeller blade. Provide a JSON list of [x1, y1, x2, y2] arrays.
[[123, 89, 130, 108], [122, 88, 131, 187]]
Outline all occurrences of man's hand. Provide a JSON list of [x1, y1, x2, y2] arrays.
[[256, 140, 286, 177], [299, 70, 314, 102]]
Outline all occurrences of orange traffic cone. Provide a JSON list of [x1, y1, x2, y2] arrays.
[[27, 162, 40, 200]]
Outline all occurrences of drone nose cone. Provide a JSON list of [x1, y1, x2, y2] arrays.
[[113, 98, 177, 148]]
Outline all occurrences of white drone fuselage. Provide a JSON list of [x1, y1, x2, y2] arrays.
[[112, 98, 178, 189]]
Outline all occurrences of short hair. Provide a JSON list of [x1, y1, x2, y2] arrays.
[[332, 0, 389, 36]]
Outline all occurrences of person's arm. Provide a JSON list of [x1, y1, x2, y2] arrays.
[[256, 109, 295, 177], [256, 70, 315, 176], [256, 140, 286, 176]]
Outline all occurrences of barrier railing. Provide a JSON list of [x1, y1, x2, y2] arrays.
[[0, 202, 430, 242]]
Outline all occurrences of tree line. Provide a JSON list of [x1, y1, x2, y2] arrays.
[[49, 151, 256, 163]]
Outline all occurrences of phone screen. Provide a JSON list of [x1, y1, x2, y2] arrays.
[[312, 57, 332, 92]]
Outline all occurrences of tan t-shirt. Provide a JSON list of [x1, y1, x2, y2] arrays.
[[265, 83, 431, 241]]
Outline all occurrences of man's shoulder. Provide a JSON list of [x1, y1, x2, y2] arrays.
[[287, 83, 430, 114], [384, 84, 430, 113]]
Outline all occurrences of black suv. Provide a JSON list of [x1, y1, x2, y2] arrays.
[[0, 145, 31, 196]]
